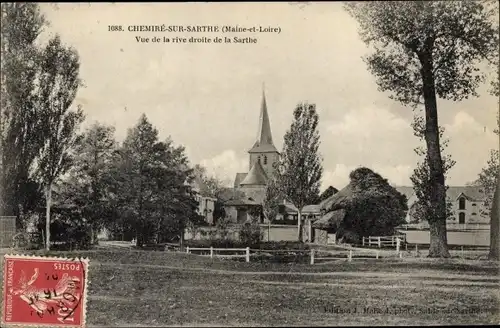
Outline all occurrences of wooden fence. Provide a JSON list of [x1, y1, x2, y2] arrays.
[[183, 246, 403, 264], [310, 248, 388, 264], [186, 246, 251, 262], [362, 235, 406, 249]]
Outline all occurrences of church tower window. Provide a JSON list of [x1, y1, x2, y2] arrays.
[[263, 155, 268, 165]]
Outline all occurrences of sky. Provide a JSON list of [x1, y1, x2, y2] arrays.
[[38, 2, 499, 190]]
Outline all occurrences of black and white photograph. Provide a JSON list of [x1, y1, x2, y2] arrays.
[[0, 2, 499, 327]]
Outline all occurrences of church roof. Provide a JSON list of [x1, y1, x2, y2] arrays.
[[240, 160, 268, 186], [248, 89, 279, 154], [234, 173, 248, 188]]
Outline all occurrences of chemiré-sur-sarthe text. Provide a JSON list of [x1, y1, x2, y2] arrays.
[[108, 25, 281, 34]]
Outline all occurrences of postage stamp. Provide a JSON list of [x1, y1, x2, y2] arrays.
[[2, 254, 89, 327]]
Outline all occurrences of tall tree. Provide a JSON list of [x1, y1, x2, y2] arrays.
[[155, 138, 200, 248], [108, 114, 199, 247], [346, 1, 499, 257], [0, 3, 47, 226], [37, 35, 85, 251], [486, 71, 499, 259], [277, 103, 322, 242], [58, 122, 117, 244], [410, 116, 456, 224]]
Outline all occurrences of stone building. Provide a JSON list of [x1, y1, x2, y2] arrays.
[[224, 90, 280, 223]]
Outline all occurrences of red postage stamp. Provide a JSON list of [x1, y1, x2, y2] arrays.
[[2, 254, 89, 327]]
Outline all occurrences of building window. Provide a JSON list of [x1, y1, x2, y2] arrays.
[[458, 197, 466, 210], [472, 203, 477, 206], [458, 212, 466, 224], [263, 155, 268, 165], [257, 156, 261, 163], [471, 212, 477, 216]]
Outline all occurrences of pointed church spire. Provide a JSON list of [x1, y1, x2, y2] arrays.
[[249, 86, 278, 153], [258, 86, 273, 144]]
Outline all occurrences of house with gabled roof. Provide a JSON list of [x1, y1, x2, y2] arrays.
[[191, 176, 217, 225], [395, 185, 490, 228]]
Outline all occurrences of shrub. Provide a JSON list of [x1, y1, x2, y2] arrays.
[[214, 216, 231, 241], [239, 221, 262, 247], [36, 217, 93, 250], [258, 241, 310, 250]]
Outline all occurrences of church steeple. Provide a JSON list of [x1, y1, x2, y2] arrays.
[[249, 87, 278, 153]]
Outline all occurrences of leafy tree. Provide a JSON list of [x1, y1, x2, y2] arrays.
[[474, 149, 499, 213], [37, 35, 85, 251], [480, 69, 499, 259], [108, 114, 199, 247], [58, 122, 117, 244], [331, 167, 408, 243], [239, 220, 263, 247], [262, 173, 283, 223], [0, 3, 47, 227], [213, 216, 231, 241], [346, 1, 499, 257], [277, 103, 322, 242], [410, 116, 456, 224], [489, 113, 499, 260]]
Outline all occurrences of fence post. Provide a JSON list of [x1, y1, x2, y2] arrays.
[[378, 237, 381, 248], [210, 246, 213, 258], [245, 247, 250, 262], [348, 250, 352, 262], [461, 246, 464, 258], [376, 250, 379, 259], [396, 237, 400, 253], [362, 237, 365, 246], [392, 236, 394, 246], [310, 249, 315, 265], [186, 246, 190, 254], [415, 244, 418, 253]]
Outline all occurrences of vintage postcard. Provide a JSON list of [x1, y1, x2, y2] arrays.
[[0, 1, 499, 327]]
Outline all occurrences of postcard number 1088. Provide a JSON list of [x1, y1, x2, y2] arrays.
[[108, 25, 123, 32]]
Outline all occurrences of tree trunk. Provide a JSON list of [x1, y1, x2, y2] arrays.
[[420, 51, 450, 258], [297, 210, 303, 242], [45, 184, 52, 251], [268, 219, 271, 242], [180, 228, 184, 252], [488, 175, 500, 260]]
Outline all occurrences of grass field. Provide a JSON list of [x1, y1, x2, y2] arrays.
[[1, 248, 499, 326]]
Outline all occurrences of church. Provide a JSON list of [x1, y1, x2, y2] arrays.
[[233, 89, 279, 203], [222, 90, 323, 232], [220, 90, 281, 223]]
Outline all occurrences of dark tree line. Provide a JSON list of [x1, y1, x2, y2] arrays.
[[0, 4, 205, 249]]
